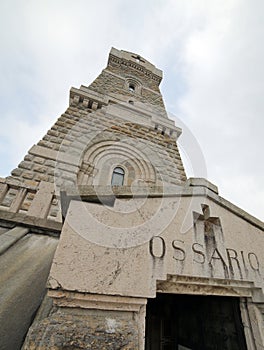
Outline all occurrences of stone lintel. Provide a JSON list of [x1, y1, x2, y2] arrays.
[[48, 290, 147, 312], [157, 275, 255, 298]]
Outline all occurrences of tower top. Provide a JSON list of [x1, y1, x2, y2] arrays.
[[108, 47, 163, 86]]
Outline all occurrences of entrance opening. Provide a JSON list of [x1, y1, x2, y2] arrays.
[[145, 294, 247, 350]]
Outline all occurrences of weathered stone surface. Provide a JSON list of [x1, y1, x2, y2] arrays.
[[27, 182, 55, 219], [23, 309, 139, 350], [0, 233, 58, 350], [49, 192, 264, 298], [11, 168, 23, 176], [8, 48, 186, 199]]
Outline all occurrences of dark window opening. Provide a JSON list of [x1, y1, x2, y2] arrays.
[[129, 84, 135, 92]]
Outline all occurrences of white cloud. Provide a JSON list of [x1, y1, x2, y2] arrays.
[[175, 0, 264, 219]]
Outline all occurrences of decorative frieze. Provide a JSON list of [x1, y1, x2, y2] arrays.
[[108, 54, 162, 84]]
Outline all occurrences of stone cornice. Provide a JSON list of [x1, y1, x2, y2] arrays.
[[108, 54, 162, 85], [61, 182, 264, 231]]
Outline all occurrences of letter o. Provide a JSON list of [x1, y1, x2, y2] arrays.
[[248, 252, 260, 271], [149, 236, 166, 258]]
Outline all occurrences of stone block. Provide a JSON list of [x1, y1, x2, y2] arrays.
[[27, 192, 35, 200], [43, 135, 52, 141], [52, 144, 60, 151], [34, 174, 50, 182], [27, 182, 55, 219], [24, 154, 34, 161], [47, 169, 55, 176], [47, 129, 59, 137], [1, 196, 13, 207], [57, 162, 78, 173], [29, 145, 58, 161], [38, 140, 51, 148], [22, 172, 34, 180], [11, 168, 23, 176], [45, 159, 56, 167], [33, 157, 45, 165], [23, 309, 140, 350], [24, 180, 39, 187], [49, 209, 58, 217], [19, 161, 33, 170], [20, 201, 31, 211], [9, 188, 27, 213], [33, 165, 47, 174]]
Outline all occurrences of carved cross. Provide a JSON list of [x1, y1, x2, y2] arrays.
[[193, 204, 222, 239], [131, 54, 145, 63]]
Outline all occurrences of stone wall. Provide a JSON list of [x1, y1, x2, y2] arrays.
[[88, 70, 165, 110], [9, 106, 186, 189], [23, 300, 146, 350]]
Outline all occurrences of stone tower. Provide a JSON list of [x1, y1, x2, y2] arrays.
[[0, 48, 264, 350], [9, 48, 186, 193]]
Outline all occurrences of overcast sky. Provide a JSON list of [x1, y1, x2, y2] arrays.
[[0, 0, 263, 221]]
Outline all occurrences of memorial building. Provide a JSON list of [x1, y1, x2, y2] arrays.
[[0, 48, 263, 349]]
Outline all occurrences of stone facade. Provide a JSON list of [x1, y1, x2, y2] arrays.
[[6, 48, 185, 225], [0, 48, 263, 350]]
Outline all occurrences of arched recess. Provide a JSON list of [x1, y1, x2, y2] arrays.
[[124, 77, 142, 95], [77, 140, 156, 186]]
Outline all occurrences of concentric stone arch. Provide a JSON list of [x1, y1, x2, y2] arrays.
[[77, 139, 157, 186]]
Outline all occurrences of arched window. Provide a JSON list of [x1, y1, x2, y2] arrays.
[[129, 84, 135, 92], [111, 167, 125, 186]]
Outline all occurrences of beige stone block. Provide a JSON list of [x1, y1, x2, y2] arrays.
[[9, 188, 27, 213], [33, 157, 45, 165], [20, 201, 31, 211], [34, 173, 50, 182], [33, 165, 47, 173], [23, 154, 34, 161], [11, 168, 23, 177], [24, 180, 39, 187], [19, 161, 33, 170], [0, 183, 8, 203], [22, 172, 34, 180], [27, 182, 54, 219], [38, 140, 51, 148]]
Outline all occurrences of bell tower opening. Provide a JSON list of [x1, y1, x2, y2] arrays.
[[145, 293, 247, 350]]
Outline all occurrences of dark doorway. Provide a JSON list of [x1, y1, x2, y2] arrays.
[[145, 294, 247, 350]]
